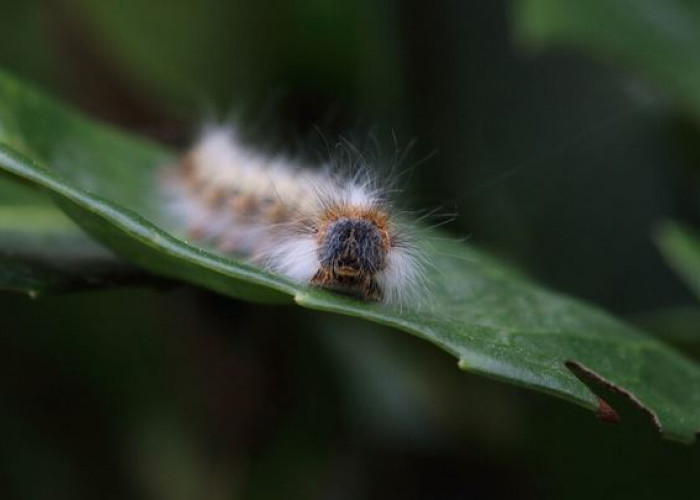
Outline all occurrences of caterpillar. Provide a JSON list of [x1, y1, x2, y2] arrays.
[[161, 127, 426, 304]]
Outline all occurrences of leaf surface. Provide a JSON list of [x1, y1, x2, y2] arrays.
[[1, 71, 699, 442], [514, 0, 700, 116], [0, 178, 152, 296]]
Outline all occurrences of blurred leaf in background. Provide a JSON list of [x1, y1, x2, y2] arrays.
[[514, 0, 700, 118], [656, 221, 700, 301]]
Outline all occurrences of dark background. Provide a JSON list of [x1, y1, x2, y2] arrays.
[[1, 1, 699, 498]]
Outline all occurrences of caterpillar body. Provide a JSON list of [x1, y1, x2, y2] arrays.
[[162, 127, 425, 304]]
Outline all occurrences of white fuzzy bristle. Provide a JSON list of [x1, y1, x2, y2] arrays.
[[262, 234, 319, 283]]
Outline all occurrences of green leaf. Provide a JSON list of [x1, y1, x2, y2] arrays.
[[70, 0, 404, 115], [513, 0, 700, 116], [1, 70, 700, 442], [655, 221, 700, 301], [0, 178, 156, 296]]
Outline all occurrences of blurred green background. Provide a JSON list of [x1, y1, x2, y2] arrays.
[[1, 0, 699, 498]]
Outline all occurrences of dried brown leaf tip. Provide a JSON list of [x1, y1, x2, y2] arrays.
[[595, 398, 620, 425], [565, 360, 662, 433]]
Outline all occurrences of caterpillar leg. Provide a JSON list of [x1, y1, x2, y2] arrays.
[[311, 269, 382, 301]]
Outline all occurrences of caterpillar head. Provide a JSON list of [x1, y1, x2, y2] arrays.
[[312, 213, 391, 301]]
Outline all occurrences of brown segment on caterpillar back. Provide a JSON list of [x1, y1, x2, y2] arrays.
[[173, 150, 296, 249]]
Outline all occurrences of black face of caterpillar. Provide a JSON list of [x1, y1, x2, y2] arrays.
[[313, 217, 387, 300]]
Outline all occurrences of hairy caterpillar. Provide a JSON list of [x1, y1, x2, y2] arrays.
[[161, 127, 426, 304]]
